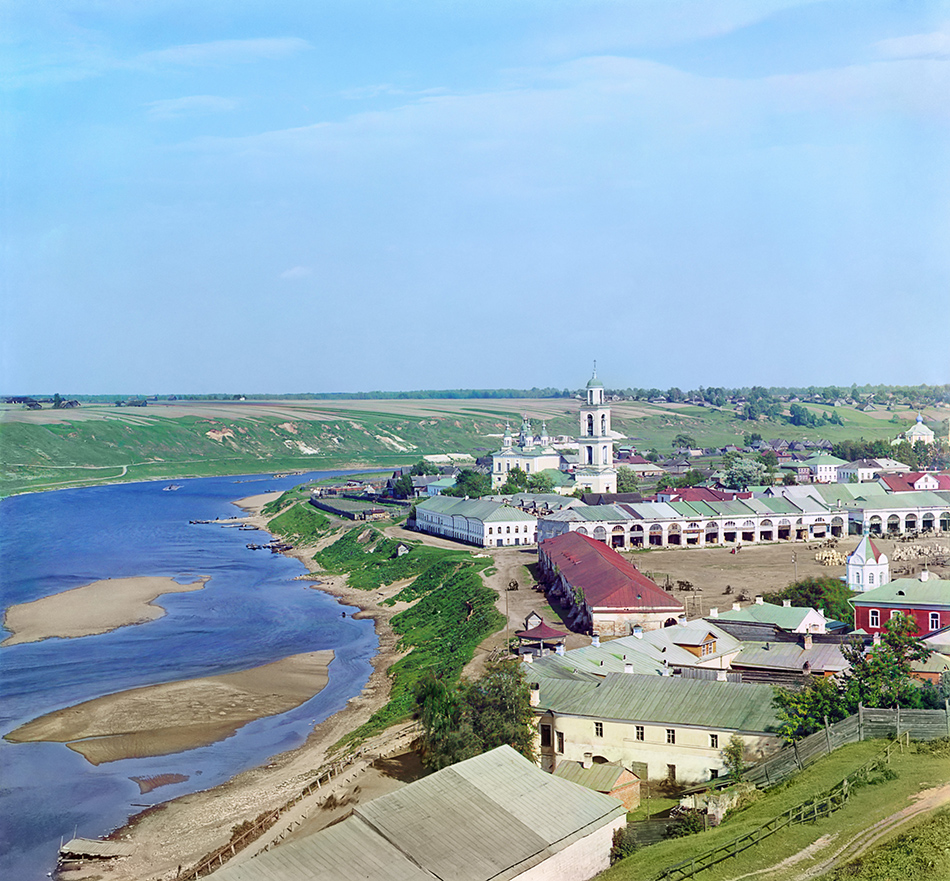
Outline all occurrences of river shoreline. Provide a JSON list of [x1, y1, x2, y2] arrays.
[[89, 491, 408, 881]]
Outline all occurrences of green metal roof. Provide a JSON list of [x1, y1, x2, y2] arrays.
[[715, 603, 812, 630], [850, 574, 949, 607], [538, 673, 780, 733], [416, 496, 536, 522]]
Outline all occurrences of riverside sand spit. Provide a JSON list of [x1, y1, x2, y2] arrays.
[[1, 575, 210, 646], [6, 651, 334, 765]]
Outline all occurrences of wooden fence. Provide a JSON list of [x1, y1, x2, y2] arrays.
[[744, 702, 950, 789], [178, 753, 365, 879], [655, 740, 907, 881]]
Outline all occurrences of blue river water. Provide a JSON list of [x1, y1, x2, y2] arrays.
[[0, 472, 378, 880]]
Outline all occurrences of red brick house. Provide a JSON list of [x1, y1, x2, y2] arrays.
[[850, 571, 950, 636]]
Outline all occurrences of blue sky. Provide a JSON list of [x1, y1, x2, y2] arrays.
[[3, 0, 949, 394]]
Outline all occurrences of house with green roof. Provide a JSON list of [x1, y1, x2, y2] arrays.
[[532, 672, 781, 785], [414, 496, 537, 547], [851, 570, 950, 636]]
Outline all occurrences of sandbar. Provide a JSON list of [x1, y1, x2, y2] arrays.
[[1, 574, 210, 646], [5, 650, 334, 764]]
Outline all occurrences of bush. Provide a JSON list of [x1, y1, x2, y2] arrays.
[[610, 824, 639, 863]]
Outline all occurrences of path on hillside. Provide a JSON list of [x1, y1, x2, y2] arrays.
[[723, 782, 950, 881]]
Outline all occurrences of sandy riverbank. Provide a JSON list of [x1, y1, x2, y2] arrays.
[[1, 575, 210, 646], [73, 492, 410, 881], [6, 651, 334, 765]]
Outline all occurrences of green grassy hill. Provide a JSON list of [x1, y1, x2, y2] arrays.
[[0, 398, 925, 496]]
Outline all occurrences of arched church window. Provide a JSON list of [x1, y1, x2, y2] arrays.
[[601, 414, 606, 434], [587, 414, 594, 436], [587, 446, 594, 465]]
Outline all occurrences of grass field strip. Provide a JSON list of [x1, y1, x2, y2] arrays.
[[655, 740, 907, 881]]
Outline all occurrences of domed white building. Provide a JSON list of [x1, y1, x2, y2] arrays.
[[893, 413, 935, 447]]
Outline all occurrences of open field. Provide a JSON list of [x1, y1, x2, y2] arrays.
[[2, 398, 935, 497], [622, 535, 950, 620]]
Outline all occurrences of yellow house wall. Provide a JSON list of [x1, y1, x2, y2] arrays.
[[539, 713, 780, 785]]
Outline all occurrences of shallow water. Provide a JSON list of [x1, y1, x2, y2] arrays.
[[0, 472, 378, 880]]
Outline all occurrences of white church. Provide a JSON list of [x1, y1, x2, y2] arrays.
[[846, 535, 890, 593], [491, 367, 619, 494]]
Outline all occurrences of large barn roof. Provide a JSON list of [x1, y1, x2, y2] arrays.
[[539, 531, 683, 613], [211, 746, 624, 881]]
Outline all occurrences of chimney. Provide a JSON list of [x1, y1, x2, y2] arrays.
[[818, 607, 826, 619], [632, 624, 643, 639], [529, 683, 540, 707], [624, 663, 634, 675], [755, 595, 764, 605], [582, 752, 593, 769], [732, 603, 741, 612], [716, 668, 727, 682], [783, 599, 792, 608], [709, 607, 719, 618], [678, 614, 688, 627], [555, 643, 565, 656], [591, 633, 601, 647], [802, 633, 813, 651]]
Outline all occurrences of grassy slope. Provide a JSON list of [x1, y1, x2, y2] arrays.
[[305, 525, 504, 748], [601, 740, 950, 881], [0, 400, 912, 497]]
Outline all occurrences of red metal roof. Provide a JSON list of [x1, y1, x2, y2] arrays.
[[539, 532, 684, 613], [516, 621, 568, 640]]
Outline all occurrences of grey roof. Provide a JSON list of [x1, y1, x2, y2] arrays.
[[538, 673, 780, 734], [553, 761, 633, 793], [213, 746, 624, 881], [211, 818, 433, 881], [732, 641, 849, 674], [524, 621, 741, 682]]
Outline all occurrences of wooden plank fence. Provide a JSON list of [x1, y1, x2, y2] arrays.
[[655, 741, 903, 881], [745, 702, 949, 790]]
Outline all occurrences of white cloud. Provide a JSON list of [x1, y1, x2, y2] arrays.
[[146, 95, 237, 119], [875, 29, 950, 60], [280, 266, 312, 279], [137, 37, 310, 68]]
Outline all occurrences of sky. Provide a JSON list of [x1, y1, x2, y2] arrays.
[[2, 0, 949, 395]]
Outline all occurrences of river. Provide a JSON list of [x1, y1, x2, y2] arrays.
[[0, 472, 378, 880]]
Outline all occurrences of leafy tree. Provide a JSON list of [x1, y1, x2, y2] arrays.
[[722, 735, 746, 782], [415, 659, 536, 770], [499, 466, 528, 494], [772, 675, 850, 742], [841, 613, 931, 709], [616, 465, 639, 493], [763, 576, 855, 626], [526, 472, 555, 494], [744, 432, 763, 446], [773, 614, 932, 742], [722, 457, 765, 490], [52, 393, 63, 409], [442, 469, 491, 498], [409, 460, 440, 476], [674, 469, 705, 488], [782, 472, 797, 486], [672, 433, 696, 450], [392, 473, 414, 499]]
